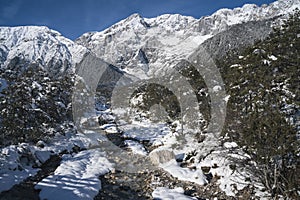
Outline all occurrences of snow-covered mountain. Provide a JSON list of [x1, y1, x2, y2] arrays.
[[0, 26, 87, 76], [0, 0, 298, 78], [76, 0, 300, 78], [0, 0, 299, 199]]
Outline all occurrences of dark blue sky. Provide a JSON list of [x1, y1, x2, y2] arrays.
[[0, 0, 276, 40]]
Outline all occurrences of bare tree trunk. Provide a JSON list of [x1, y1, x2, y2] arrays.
[[273, 163, 277, 191], [263, 165, 271, 192]]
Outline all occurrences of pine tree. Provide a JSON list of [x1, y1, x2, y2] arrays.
[[0, 62, 74, 146], [220, 10, 300, 198]]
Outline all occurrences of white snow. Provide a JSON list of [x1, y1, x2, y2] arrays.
[[0, 145, 39, 192], [130, 94, 144, 106], [121, 120, 172, 145], [152, 187, 197, 200], [161, 160, 207, 185], [102, 124, 119, 134], [35, 149, 114, 200], [263, 59, 271, 65], [223, 142, 238, 149], [230, 64, 242, 68], [1, 1, 299, 198], [210, 0, 300, 28], [213, 85, 222, 92], [0, 131, 108, 193], [198, 149, 250, 196], [268, 55, 278, 61], [0, 169, 39, 192], [0, 26, 88, 71], [124, 140, 148, 156], [76, 0, 300, 79], [224, 95, 231, 103]]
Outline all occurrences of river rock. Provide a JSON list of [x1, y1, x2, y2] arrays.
[[149, 149, 175, 165]]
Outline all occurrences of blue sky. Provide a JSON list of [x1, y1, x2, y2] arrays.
[[0, 0, 276, 40]]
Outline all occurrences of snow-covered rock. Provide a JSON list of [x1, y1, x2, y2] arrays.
[[149, 148, 175, 165]]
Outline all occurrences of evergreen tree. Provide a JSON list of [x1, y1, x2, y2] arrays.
[[220, 10, 300, 198], [0, 62, 74, 146]]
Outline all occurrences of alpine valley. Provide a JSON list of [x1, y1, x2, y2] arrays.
[[0, 0, 299, 199]]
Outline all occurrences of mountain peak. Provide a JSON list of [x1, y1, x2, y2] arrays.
[[0, 26, 59, 48], [0, 25, 88, 72], [76, 0, 300, 79], [127, 13, 143, 20], [144, 14, 197, 30], [125, 13, 149, 28], [102, 13, 149, 35], [201, 0, 300, 29]]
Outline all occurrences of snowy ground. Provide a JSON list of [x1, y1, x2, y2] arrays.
[[152, 187, 198, 200], [0, 132, 113, 199], [96, 110, 260, 197], [36, 149, 113, 200], [0, 109, 267, 199], [0, 144, 40, 192]]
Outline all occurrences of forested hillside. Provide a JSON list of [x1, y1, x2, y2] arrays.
[[219, 10, 300, 198]]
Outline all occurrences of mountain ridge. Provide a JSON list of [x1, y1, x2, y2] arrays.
[[76, 0, 300, 78], [0, 0, 299, 78], [0, 1, 299, 199], [0, 26, 88, 76]]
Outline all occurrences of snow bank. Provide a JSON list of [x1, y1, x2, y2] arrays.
[[152, 187, 197, 200], [124, 140, 148, 156], [36, 149, 114, 200], [161, 160, 207, 185], [0, 144, 39, 192]]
